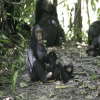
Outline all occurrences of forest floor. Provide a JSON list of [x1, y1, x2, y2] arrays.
[[0, 41, 100, 100]]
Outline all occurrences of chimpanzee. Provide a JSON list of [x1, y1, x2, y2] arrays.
[[88, 20, 100, 45], [26, 24, 73, 82], [86, 20, 100, 57], [39, 15, 61, 46], [35, 0, 57, 24], [35, 0, 66, 42], [55, 60, 73, 82]]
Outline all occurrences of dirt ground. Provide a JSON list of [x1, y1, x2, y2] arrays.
[[0, 42, 100, 100]]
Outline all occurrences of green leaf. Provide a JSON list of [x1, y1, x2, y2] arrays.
[[87, 95, 93, 99], [0, 40, 9, 43], [6, 13, 11, 15], [90, 74, 98, 80], [92, 3, 96, 12], [2, 34, 8, 39], [11, 71, 18, 96], [91, 0, 94, 6], [13, 17, 19, 20], [12, 64, 15, 70], [95, 0, 98, 2], [56, 85, 69, 89], [18, 33, 24, 39], [97, 8, 100, 14], [0, 43, 3, 46]]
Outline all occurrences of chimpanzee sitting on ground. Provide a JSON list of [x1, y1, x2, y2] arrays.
[[86, 20, 100, 57], [26, 24, 73, 82]]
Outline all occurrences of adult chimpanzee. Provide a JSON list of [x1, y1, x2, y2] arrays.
[[35, 0, 57, 24], [26, 24, 73, 82], [39, 15, 61, 46], [86, 20, 100, 57], [35, 0, 66, 42], [88, 20, 100, 45]]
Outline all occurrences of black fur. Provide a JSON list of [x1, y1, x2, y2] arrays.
[[88, 20, 100, 45], [86, 20, 100, 57], [39, 15, 60, 46], [35, 0, 57, 24]]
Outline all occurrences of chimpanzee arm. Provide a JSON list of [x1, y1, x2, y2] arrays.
[[45, 50, 57, 72], [26, 47, 37, 81], [86, 37, 99, 53]]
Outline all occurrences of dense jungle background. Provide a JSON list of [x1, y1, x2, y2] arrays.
[[0, 0, 100, 100]]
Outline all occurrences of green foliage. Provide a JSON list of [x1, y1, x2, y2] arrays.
[[11, 71, 18, 96], [91, 0, 97, 12], [92, 3, 96, 12], [0, 92, 4, 99], [97, 8, 100, 19], [95, 0, 99, 2], [89, 74, 98, 80], [87, 95, 93, 99]]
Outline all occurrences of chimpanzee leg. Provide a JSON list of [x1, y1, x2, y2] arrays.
[[33, 60, 52, 82]]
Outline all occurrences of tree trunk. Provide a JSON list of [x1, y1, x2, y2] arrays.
[[74, 0, 82, 42], [86, 0, 90, 27]]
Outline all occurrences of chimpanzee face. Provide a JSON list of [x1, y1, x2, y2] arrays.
[[35, 27, 42, 45]]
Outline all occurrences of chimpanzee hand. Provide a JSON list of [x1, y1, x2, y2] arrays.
[[56, 59, 60, 65], [47, 48, 54, 54]]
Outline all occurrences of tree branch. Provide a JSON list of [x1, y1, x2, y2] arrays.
[[4, 0, 25, 5], [57, 1, 64, 5]]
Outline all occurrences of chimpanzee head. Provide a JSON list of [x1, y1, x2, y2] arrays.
[[31, 25, 42, 45], [42, 0, 52, 12]]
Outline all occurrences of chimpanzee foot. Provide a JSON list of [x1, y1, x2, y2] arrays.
[[46, 72, 52, 78], [43, 72, 52, 82], [67, 67, 71, 72]]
